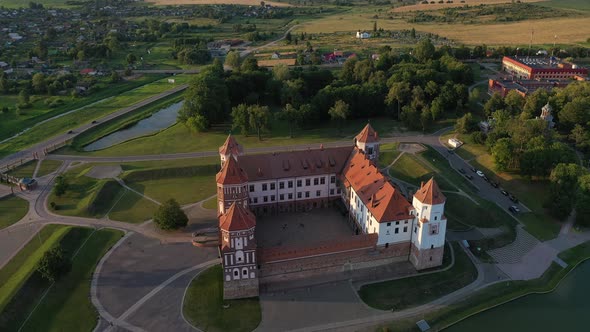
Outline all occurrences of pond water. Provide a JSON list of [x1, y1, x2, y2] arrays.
[[84, 101, 182, 151], [445, 259, 590, 332]]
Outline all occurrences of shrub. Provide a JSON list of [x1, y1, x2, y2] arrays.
[[37, 247, 71, 282], [153, 198, 188, 230]]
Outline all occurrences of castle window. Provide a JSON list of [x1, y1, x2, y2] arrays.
[[305, 191, 310, 198], [234, 271, 239, 277], [414, 227, 417, 233], [271, 183, 276, 190], [254, 197, 258, 204], [314, 178, 319, 185], [288, 193, 293, 199], [279, 182, 284, 189], [396, 221, 399, 225], [243, 268, 248, 276], [404, 226, 408, 232], [331, 176, 336, 183], [429, 224, 439, 235], [263, 196, 268, 203], [395, 228, 399, 234], [249, 185, 254, 192], [337, 189, 341, 194], [316, 190, 321, 197], [262, 184, 268, 191], [434, 216, 438, 220], [431, 244, 434, 249], [430, 256, 432, 261], [320, 177, 326, 185], [367, 147, 373, 155], [387, 222, 391, 226], [386, 230, 390, 235], [297, 192, 302, 199], [330, 189, 335, 195], [271, 195, 275, 202], [280, 194, 284, 201], [306, 179, 311, 186], [297, 180, 302, 187]]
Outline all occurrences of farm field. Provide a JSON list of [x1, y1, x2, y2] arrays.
[[148, 0, 292, 6], [392, 0, 546, 12]]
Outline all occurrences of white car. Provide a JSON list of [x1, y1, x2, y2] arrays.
[[476, 170, 485, 177]]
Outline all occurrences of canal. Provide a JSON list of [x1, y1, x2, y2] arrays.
[[445, 259, 590, 331]]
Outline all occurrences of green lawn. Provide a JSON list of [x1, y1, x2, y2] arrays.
[[0, 0, 76, 8], [17, 229, 123, 332], [183, 265, 261, 332], [202, 196, 217, 210], [0, 225, 70, 313], [387, 151, 456, 192], [0, 75, 189, 158], [377, 143, 401, 168], [358, 242, 477, 311], [519, 212, 562, 242], [0, 195, 29, 229], [108, 190, 159, 223], [46, 165, 103, 218], [123, 163, 219, 206], [7, 160, 38, 179], [36, 160, 63, 177]]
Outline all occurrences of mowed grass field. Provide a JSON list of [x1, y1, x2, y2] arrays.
[[298, 5, 590, 45], [392, 0, 547, 12], [0, 195, 29, 230]]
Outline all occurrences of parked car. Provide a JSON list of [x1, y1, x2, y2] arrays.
[[447, 149, 454, 154], [67, 130, 74, 134], [465, 174, 473, 180], [459, 168, 466, 174], [470, 166, 476, 172], [509, 194, 519, 203], [91, 120, 98, 124], [500, 190, 509, 196], [476, 170, 485, 177], [508, 205, 520, 214], [483, 175, 489, 182], [490, 181, 499, 188]]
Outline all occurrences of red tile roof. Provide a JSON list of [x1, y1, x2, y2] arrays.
[[342, 149, 412, 222], [219, 134, 243, 156], [238, 146, 353, 181], [355, 123, 379, 143], [414, 178, 446, 205], [219, 202, 256, 232], [216, 155, 248, 185]]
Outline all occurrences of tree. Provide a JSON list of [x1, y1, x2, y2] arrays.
[[248, 105, 270, 141], [278, 103, 306, 138], [548, 163, 588, 219], [224, 51, 241, 69], [0, 72, 9, 93], [414, 39, 435, 63], [373, 21, 377, 33], [272, 63, 290, 81], [32, 73, 47, 94], [18, 89, 30, 107], [110, 71, 121, 83], [153, 199, 188, 230], [328, 100, 350, 134], [504, 90, 525, 114], [53, 175, 68, 197], [455, 113, 478, 134], [491, 138, 514, 171], [576, 175, 590, 227], [231, 104, 251, 136], [126, 53, 137, 65], [37, 247, 71, 282], [484, 93, 506, 116], [420, 107, 432, 132], [240, 57, 259, 72], [386, 82, 411, 119]]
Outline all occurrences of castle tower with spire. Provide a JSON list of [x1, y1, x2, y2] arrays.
[[215, 155, 249, 215], [219, 134, 244, 167], [219, 202, 259, 299], [354, 123, 380, 162], [410, 178, 447, 270]]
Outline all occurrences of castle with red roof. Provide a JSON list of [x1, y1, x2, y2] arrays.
[[216, 124, 447, 299]]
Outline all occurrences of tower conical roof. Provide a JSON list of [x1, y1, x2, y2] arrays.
[[355, 123, 379, 143], [219, 134, 243, 156], [219, 202, 256, 232], [414, 178, 446, 205], [216, 155, 248, 185]]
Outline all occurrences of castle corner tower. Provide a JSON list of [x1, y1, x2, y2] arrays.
[[219, 202, 259, 300], [410, 178, 447, 270], [354, 123, 380, 162], [219, 134, 244, 167], [216, 155, 249, 215]]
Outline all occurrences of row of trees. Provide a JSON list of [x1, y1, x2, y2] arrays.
[[549, 163, 590, 226]]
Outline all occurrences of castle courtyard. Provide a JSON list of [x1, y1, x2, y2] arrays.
[[255, 207, 353, 248]]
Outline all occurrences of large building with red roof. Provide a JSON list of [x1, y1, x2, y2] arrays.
[[216, 124, 447, 299]]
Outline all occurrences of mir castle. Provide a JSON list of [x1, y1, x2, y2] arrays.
[[214, 124, 447, 299]]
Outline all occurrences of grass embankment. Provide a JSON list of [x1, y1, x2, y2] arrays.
[[183, 265, 261, 332], [0, 74, 189, 158], [0, 227, 123, 332], [0, 225, 69, 314], [70, 91, 184, 151], [358, 242, 477, 311], [36, 160, 63, 177], [0, 195, 29, 229], [61, 117, 400, 157], [378, 143, 401, 168], [454, 133, 561, 241], [6, 160, 37, 179], [381, 240, 590, 332], [202, 196, 218, 210]]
